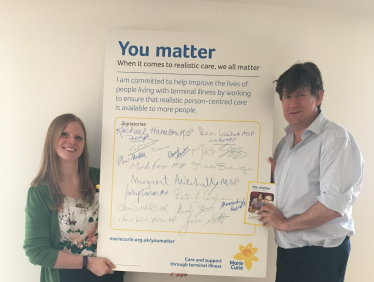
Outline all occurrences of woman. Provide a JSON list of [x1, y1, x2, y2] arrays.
[[24, 114, 124, 282], [248, 193, 264, 212]]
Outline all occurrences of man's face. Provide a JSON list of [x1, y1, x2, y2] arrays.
[[282, 87, 323, 132], [264, 196, 272, 205]]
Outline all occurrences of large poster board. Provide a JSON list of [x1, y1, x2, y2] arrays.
[[98, 30, 274, 277]]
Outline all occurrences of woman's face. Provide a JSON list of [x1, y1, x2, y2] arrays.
[[55, 121, 85, 164], [257, 194, 263, 200]]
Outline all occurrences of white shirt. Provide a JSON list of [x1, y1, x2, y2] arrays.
[[274, 113, 364, 248], [58, 193, 99, 256]]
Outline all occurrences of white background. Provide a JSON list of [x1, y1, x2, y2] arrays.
[[1, 1, 373, 282]]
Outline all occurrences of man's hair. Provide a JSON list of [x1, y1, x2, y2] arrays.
[[274, 62, 324, 112], [265, 195, 273, 201]]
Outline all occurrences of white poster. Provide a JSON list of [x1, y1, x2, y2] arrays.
[[98, 30, 274, 277]]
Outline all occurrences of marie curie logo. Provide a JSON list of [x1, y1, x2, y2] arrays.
[[229, 260, 244, 270], [231, 243, 259, 270]]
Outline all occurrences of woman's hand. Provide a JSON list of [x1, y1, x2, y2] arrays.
[[87, 257, 116, 276], [54, 251, 115, 276]]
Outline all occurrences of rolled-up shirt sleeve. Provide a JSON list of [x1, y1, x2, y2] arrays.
[[23, 186, 59, 268], [318, 134, 364, 215]]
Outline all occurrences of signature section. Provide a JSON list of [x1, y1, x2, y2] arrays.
[[112, 118, 260, 235]]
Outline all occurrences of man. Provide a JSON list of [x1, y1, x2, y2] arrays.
[[258, 62, 364, 282], [263, 195, 273, 206]]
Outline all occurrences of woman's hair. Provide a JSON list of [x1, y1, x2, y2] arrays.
[[31, 113, 94, 209], [257, 193, 264, 199]]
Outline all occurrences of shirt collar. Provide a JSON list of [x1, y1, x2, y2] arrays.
[[284, 112, 327, 147]]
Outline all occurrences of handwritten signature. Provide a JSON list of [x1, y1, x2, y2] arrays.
[[204, 212, 230, 225], [168, 147, 190, 159], [128, 140, 159, 156]]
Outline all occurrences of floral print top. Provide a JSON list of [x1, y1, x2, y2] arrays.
[[58, 189, 99, 257]]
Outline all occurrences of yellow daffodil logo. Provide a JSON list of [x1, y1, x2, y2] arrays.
[[233, 243, 259, 270], [95, 184, 100, 192]]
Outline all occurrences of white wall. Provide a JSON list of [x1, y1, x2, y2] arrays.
[[1, 1, 373, 281]]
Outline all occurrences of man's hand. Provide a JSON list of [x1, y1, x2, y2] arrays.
[[258, 202, 342, 232], [257, 204, 287, 231]]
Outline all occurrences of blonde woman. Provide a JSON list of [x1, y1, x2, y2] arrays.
[[24, 114, 124, 282]]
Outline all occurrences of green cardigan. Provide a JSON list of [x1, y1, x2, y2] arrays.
[[23, 168, 100, 282]]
